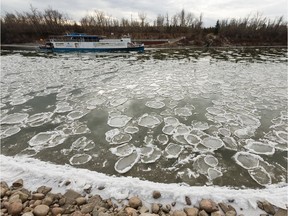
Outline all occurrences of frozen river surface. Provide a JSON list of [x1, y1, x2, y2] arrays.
[[1, 48, 287, 188]]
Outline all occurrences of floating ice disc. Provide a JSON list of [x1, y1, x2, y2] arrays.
[[1, 113, 29, 124], [69, 154, 92, 165], [244, 141, 275, 155], [248, 166, 272, 186], [108, 115, 132, 128], [233, 152, 261, 169], [202, 137, 224, 149], [138, 114, 161, 128], [114, 151, 140, 174]]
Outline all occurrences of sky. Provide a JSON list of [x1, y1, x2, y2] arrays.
[[1, 0, 287, 27]]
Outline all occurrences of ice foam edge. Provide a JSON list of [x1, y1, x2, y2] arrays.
[[0, 154, 287, 212]]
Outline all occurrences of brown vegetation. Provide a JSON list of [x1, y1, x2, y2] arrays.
[[1, 6, 287, 46]]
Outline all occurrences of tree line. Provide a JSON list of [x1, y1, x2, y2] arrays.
[[1, 6, 287, 45]]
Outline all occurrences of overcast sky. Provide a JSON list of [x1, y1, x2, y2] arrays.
[[1, 0, 287, 27]]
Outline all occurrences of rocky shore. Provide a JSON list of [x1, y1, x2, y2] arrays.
[[1, 179, 287, 216]]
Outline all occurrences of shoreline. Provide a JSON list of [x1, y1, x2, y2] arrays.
[[1, 155, 287, 216]]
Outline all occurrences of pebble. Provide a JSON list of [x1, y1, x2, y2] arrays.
[[129, 196, 142, 209], [152, 190, 161, 199], [185, 196, 191, 205], [12, 179, 23, 188], [51, 207, 64, 215], [8, 201, 23, 216], [199, 199, 218, 213], [33, 204, 50, 216], [151, 203, 160, 213], [172, 210, 187, 216], [32, 193, 45, 200], [184, 207, 199, 216]]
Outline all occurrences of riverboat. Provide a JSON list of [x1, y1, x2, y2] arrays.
[[39, 33, 144, 52]]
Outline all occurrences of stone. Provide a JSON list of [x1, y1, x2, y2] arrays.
[[140, 214, 159, 216], [172, 210, 186, 216], [72, 210, 85, 216], [129, 197, 142, 209], [151, 203, 160, 213], [99, 212, 110, 216], [211, 211, 223, 216], [33, 200, 43, 207], [33, 204, 50, 216], [9, 194, 21, 203], [218, 203, 229, 213], [171, 202, 176, 207], [199, 199, 218, 213], [76, 197, 87, 206], [22, 212, 34, 216], [0, 187, 8, 198], [184, 207, 199, 216], [37, 186, 52, 195], [32, 193, 45, 200], [262, 200, 275, 215], [275, 208, 288, 216], [185, 196, 192, 205], [12, 179, 23, 188], [81, 203, 95, 214], [42, 197, 53, 206], [198, 210, 209, 216], [8, 201, 23, 216], [152, 190, 161, 199], [13, 191, 29, 203], [125, 207, 138, 216], [0, 181, 9, 189], [225, 210, 236, 216], [51, 207, 64, 216], [59, 197, 66, 206], [139, 206, 149, 213], [63, 189, 82, 205], [161, 204, 171, 213]]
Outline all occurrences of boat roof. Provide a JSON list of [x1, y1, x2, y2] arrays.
[[64, 33, 104, 38]]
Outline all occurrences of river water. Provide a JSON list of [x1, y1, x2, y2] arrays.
[[1, 47, 287, 189]]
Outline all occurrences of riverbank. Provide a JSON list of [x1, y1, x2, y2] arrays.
[[1, 155, 287, 216]]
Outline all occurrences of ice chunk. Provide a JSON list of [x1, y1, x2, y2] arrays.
[[1, 113, 29, 124], [124, 126, 139, 134], [55, 104, 73, 113], [172, 134, 189, 145], [193, 156, 210, 174], [162, 125, 176, 135], [86, 97, 106, 106], [185, 134, 201, 145], [234, 127, 256, 139], [244, 141, 275, 155], [28, 131, 66, 150], [191, 121, 209, 131], [233, 152, 261, 169], [69, 153, 92, 165], [73, 124, 91, 134], [1, 126, 21, 138], [207, 168, 223, 180], [165, 143, 183, 158], [175, 124, 191, 135], [67, 110, 87, 121], [238, 114, 261, 128], [110, 97, 128, 107], [145, 100, 165, 109], [157, 134, 169, 145], [174, 107, 192, 117], [275, 131, 288, 143], [138, 114, 161, 128], [141, 147, 162, 164], [223, 137, 238, 151], [108, 115, 132, 128], [72, 137, 95, 151], [27, 112, 53, 127], [248, 166, 272, 186], [110, 143, 135, 157], [114, 151, 140, 174], [105, 129, 120, 142], [139, 146, 154, 156], [164, 117, 180, 125], [218, 128, 231, 137], [204, 155, 218, 167], [206, 107, 225, 115], [202, 137, 224, 149], [111, 133, 132, 144]]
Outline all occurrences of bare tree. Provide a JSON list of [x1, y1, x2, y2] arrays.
[[138, 12, 147, 27]]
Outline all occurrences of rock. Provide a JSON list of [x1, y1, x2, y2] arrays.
[[81, 203, 95, 214], [151, 203, 160, 213], [198, 210, 209, 216], [22, 212, 34, 216], [37, 186, 52, 195], [0, 181, 9, 189], [59, 197, 66, 206], [99, 212, 110, 216], [33, 204, 50, 216], [76, 197, 87, 206], [275, 208, 288, 216], [32, 193, 45, 200], [98, 186, 105, 190], [185, 196, 191, 205], [171, 202, 176, 207], [262, 200, 275, 215], [72, 210, 85, 216], [8, 201, 23, 216], [218, 203, 229, 213], [225, 210, 236, 216], [32, 200, 42, 207], [139, 206, 149, 213], [125, 207, 138, 216], [129, 197, 142, 209], [0, 187, 8, 198], [51, 207, 64, 216], [211, 211, 223, 216], [140, 214, 159, 216], [199, 199, 218, 213], [12, 179, 23, 188], [152, 190, 161, 199], [42, 196, 53, 206], [172, 210, 186, 216], [13, 191, 29, 203], [9, 194, 21, 203], [161, 204, 171, 213], [63, 189, 82, 205], [184, 207, 199, 216]]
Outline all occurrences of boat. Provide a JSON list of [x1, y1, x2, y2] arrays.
[[39, 33, 144, 52]]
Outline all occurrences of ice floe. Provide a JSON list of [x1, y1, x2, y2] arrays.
[[69, 153, 92, 165], [233, 152, 262, 169], [114, 151, 140, 173], [1, 113, 29, 125], [165, 143, 184, 158], [202, 137, 224, 149], [107, 115, 132, 128], [244, 140, 275, 155], [110, 143, 135, 157], [145, 100, 165, 109], [248, 166, 272, 186], [138, 114, 161, 128]]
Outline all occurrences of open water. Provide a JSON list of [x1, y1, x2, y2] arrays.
[[1, 47, 287, 189]]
